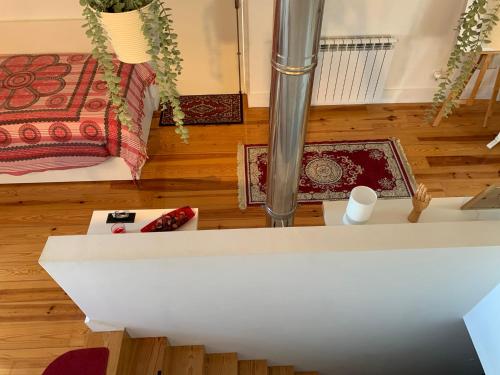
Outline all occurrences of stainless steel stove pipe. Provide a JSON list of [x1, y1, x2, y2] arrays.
[[265, 0, 325, 227]]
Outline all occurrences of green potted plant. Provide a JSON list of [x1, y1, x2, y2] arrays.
[[80, 0, 188, 142], [426, 0, 500, 123]]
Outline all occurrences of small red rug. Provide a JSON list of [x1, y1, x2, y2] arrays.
[[160, 94, 243, 125], [238, 138, 416, 208], [42, 347, 109, 375]]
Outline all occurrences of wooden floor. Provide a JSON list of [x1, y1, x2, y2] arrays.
[[1, 102, 499, 374]]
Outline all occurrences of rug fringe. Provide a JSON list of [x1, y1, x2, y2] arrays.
[[237, 143, 247, 210], [391, 137, 417, 194]]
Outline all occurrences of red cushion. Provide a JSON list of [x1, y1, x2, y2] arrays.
[[43, 347, 109, 375]]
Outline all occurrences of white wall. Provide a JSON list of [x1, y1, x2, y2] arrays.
[[0, 1, 90, 52], [465, 284, 500, 375], [0, 1, 240, 95], [0, 19, 93, 54], [168, 0, 240, 94], [246, 0, 470, 106], [0, 0, 82, 20], [40, 221, 500, 375]]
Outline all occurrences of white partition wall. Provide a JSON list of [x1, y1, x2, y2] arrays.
[[465, 284, 500, 375], [40, 221, 500, 375]]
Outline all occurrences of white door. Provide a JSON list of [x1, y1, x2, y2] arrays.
[[169, 0, 241, 95]]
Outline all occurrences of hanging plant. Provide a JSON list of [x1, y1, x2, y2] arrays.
[[426, 0, 500, 123], [80, 0, 188, 143]]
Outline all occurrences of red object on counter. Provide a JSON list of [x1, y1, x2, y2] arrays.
[[111, 223, 126, 234], [140, 207, 195, 233]]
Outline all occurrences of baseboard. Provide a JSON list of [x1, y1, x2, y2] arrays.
[[248, 71, 500, 108], [247, 88, 435, 108], [85, 317, 125, 332], [379, 88, 435, 104], [247, 91, 270, 108]]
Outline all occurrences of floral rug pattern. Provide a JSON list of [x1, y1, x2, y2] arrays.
[[239, 139, 416, 208], [160, 94, 243, 125]]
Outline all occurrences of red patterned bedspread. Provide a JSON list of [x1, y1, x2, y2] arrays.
[[0, 54, 155, 177]]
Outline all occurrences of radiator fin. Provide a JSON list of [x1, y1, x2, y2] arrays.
[[312, 36, 397, 105]]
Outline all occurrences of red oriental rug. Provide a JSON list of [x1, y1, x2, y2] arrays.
[[238, 138, 416, 208], [160, 94, 243, 125]]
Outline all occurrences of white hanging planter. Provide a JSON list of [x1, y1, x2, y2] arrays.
[[99, 3, 152, 64]]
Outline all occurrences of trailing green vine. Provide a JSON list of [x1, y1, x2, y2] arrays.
[[426, 0, 500, 123], [80, 0, 188, 143], [139, 1, 187, 142]]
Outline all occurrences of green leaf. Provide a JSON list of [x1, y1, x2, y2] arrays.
[[82, 0, 187, 140], [426, 0, 500, 124]]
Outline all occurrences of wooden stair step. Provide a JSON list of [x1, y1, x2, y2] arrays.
[[122, 336, 168, 375], [238, 360, 268, 375], [83, 333, 313, 375], [168, 345, 206, 375], [205, 352, 238, 375], [85, 330, 130, 375], [269, 366, 294, 375]]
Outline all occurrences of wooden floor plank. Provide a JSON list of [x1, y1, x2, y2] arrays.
[[0, 302, 84, 323], [0, 321, 88, 350]]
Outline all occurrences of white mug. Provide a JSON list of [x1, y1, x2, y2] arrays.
[[343, 186, 378, 225]]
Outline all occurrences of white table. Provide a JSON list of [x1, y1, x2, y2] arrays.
[[323, 197, 500, 226], [87, 208, 199, 234]]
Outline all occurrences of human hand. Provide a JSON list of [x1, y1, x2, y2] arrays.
[[408, 183, 432, 223]]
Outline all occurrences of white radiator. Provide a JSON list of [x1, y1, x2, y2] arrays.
[[312, 36, 397, 105]]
